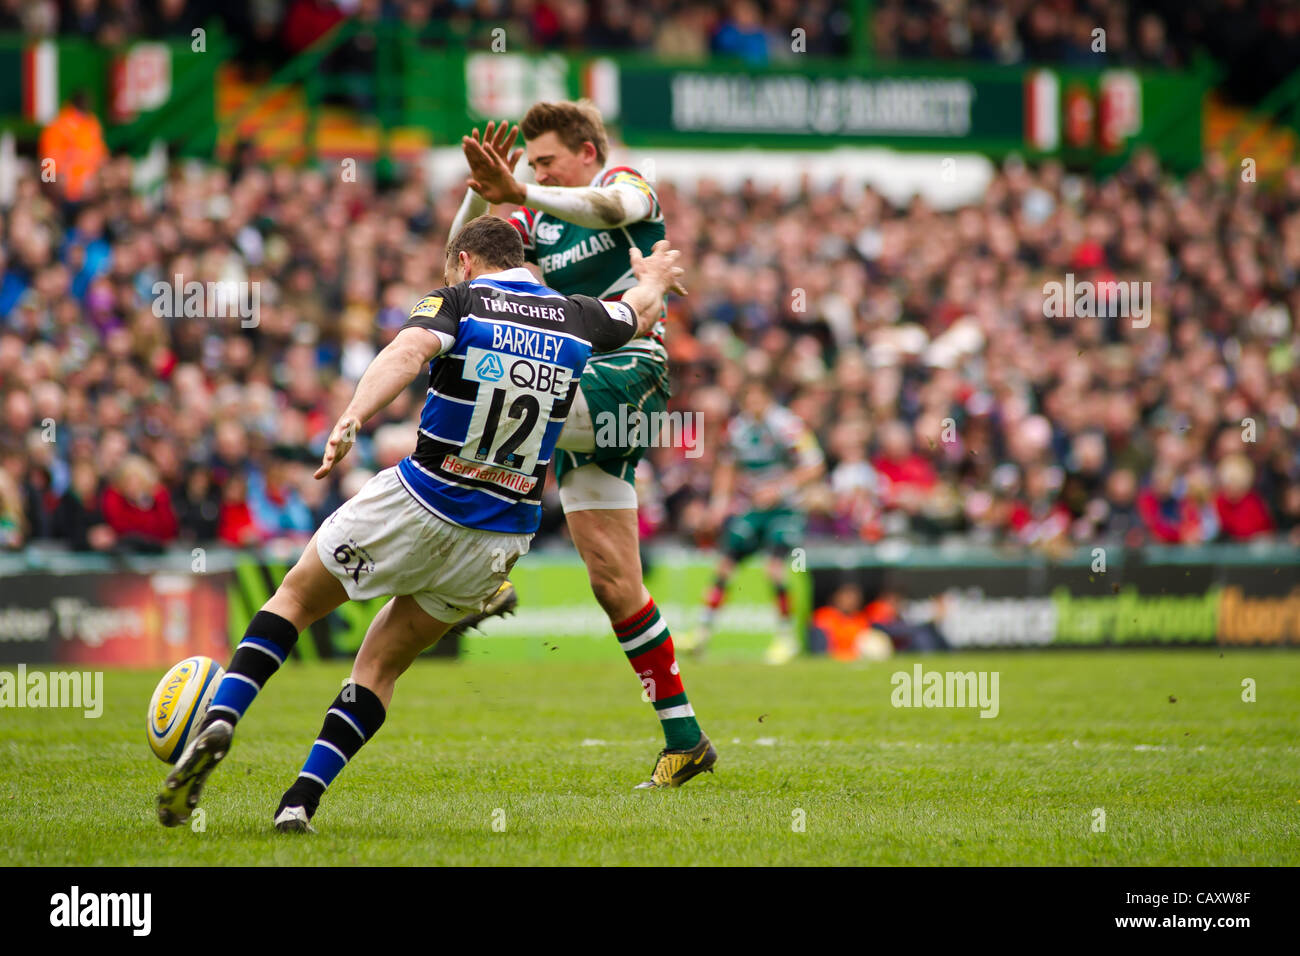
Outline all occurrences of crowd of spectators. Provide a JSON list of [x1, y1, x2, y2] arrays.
[[14, 1, 1293, 84], [0, 0, 850, 64], [8, 2, 1296, 108], [2, 135, 1298, 556], [645, 149, 1300, 551], [872, 0, 1300, 104]]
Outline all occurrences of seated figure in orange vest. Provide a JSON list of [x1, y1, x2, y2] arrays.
[[38, 92, 108, 202], [812, 582, 875, 661]]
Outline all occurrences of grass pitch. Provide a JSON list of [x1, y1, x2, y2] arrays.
[[2, 650, 1297, 866]]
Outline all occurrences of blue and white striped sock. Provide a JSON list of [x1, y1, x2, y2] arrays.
[[204, 610, 296, 729], [277, 682, 387, 819]]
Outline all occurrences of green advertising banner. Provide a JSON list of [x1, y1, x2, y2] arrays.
[[402, 47, 1206, 171], [623, 66, 1019, 147], [616, 59, 1208, 170]]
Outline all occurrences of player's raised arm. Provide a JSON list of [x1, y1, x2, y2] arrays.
[[463, 132, 652, 229], [315, 326, 448, 479]]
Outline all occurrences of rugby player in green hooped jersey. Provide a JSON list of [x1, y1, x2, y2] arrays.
[[681, 378, 826, 664], [447, 102, 715, 790]]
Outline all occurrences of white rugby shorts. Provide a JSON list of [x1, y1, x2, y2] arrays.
[[315, 466, 531, 622]]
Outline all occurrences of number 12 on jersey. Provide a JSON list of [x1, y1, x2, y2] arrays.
[[462, 346, 570, 474]]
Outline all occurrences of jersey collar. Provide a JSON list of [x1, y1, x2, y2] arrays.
[[477, 267, 537, 283]]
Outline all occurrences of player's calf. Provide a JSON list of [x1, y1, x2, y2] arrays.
[[273, 595, 446, 831], [274, 681, 387, 832], [614, 595, 709, 757], [199, 610, 298, 733]]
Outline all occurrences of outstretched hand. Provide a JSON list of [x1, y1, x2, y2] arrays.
[[630, 239, 688, 297], [481, 119, 523, 169], [463, 120, 526, 206], [315, 416, 360, 480]]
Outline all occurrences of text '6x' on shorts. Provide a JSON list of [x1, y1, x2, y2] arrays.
[[315, 467, 530, 623]]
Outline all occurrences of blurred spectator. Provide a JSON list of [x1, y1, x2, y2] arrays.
[[217, 473, 260, 547], [0, 468, 25, 549], [872, 420, 937, 514], [101, 455, 179, 550], [1276, 484, 1300, 546], [175, 466, 221, 543], [245, 453, 314, 542], [1093, 467, 1141, 544], [1214, 454, 1275, 540], [62, 0, 103, 39], [655, 5, 712, 60], [145, 0, 208, 38], [1137, 466, 1205, 545], [52, 458, 116, 551], [0, 0, 24, 32], [827, 418, 880, 538], [712, 0, 772, 64], [863, 588, 947, 652]]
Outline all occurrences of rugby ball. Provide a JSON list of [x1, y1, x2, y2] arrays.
[[146, 656, 224, 764]]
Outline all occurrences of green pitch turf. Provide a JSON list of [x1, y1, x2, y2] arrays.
[[2, 650, 1297, 865]]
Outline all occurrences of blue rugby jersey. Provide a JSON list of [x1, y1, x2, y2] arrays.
[[396, 267, 636, 534]]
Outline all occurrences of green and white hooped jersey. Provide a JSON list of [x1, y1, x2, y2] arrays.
[[724, 405, 825, 504], [509, 166, 666, 357]]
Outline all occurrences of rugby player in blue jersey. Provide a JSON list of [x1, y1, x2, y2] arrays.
[[156, 216, 684, 832]]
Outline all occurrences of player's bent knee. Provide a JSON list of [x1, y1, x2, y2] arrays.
[[586, 562, 647, 619], [269, 542, 347, 628], [264, 579, 325, 633]]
